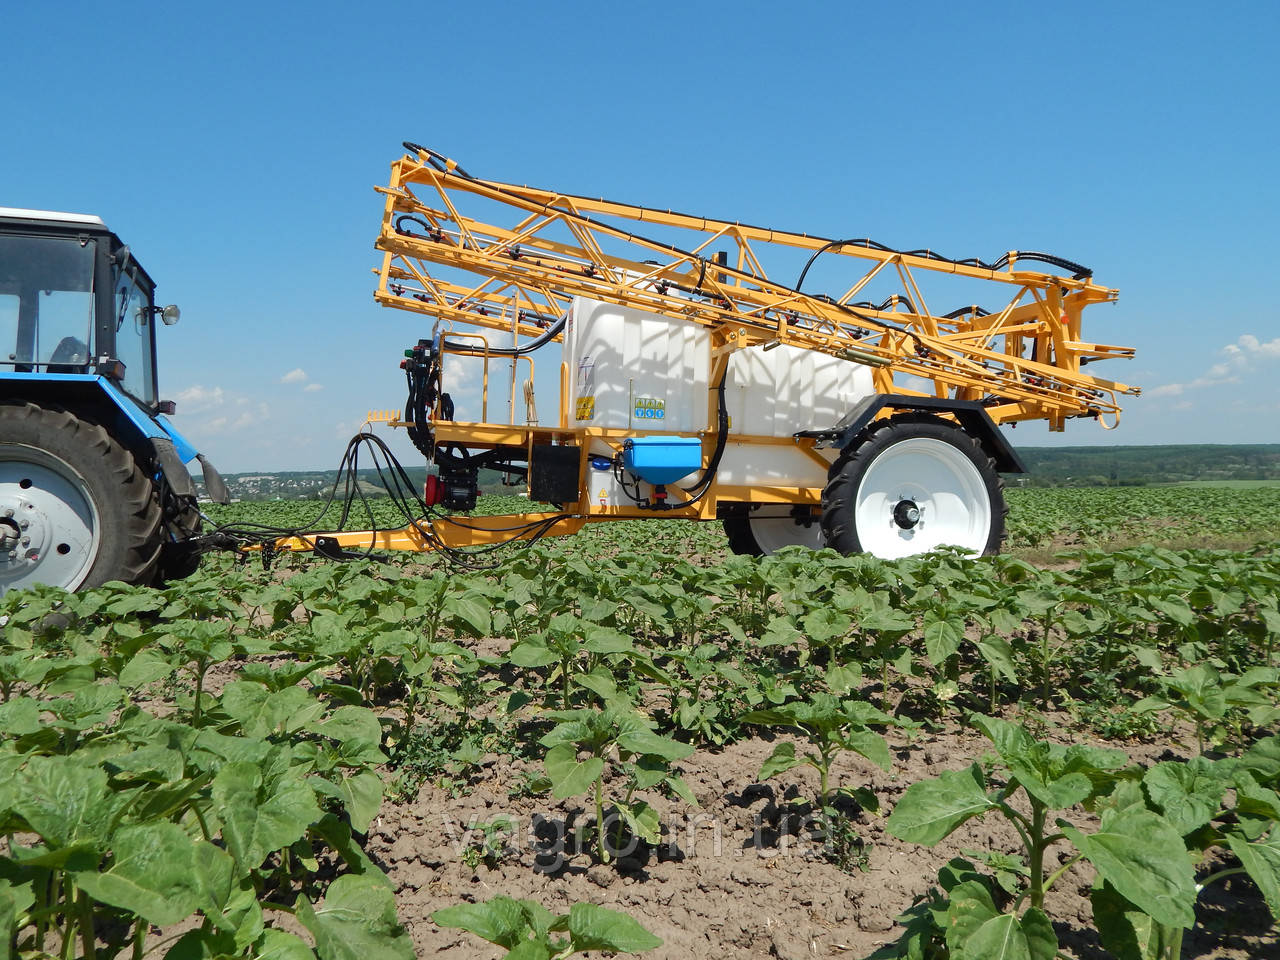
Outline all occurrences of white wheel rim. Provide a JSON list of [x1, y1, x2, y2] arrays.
[[853, 437, 991, 559], [0, 445, 100, 594], [749, 515, 826, 555]]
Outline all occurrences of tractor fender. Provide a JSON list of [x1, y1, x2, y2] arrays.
[[794, 392, 1027, 474], [0, 372, 202, 497]]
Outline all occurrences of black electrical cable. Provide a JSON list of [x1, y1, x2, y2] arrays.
[[206, 430, 576, 571], [393, 215, 436, 239], [680, 377, 729, 498], [850, 296, 917, 314], [942, 305, 991, 319], [402, 142, 473, 179], [206, 434, 392, 557], [403, 332, 445, 458], [441, 312, 567, 357], [796, 238, 1093, 290], [612, 460, 646, 505]]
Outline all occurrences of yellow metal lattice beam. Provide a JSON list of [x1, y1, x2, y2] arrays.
[[373, 147, 1138, 427]]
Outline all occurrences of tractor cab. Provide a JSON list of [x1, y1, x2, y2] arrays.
[[0, 209, 225, 595], [0, 208, 173, 401]]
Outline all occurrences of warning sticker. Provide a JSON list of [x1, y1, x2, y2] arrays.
[[633, 397, 665, 420], [575, 397, 595, 421], [576, 356, 595, 394]]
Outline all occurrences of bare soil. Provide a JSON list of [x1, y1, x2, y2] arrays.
[[366, 719, 1278, 959]]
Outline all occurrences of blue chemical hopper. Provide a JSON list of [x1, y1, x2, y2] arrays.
[[622, 436, 703, 485]]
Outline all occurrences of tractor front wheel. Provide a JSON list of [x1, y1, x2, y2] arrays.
[[0, 403, 163, 594], [821, 414, 1006, 559]]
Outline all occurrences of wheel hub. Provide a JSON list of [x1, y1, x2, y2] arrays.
[[0, 516, 19, 552], [0, 449, 99, 593], [893, 498, 921, 529], [0, 499, 50, 569]]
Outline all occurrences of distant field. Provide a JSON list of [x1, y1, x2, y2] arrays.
[[1003, 484, 1280, 554], [1167, 479, 1280, 488]]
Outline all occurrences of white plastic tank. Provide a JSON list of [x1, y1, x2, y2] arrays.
[[725, 342, 873, 437], [564, 298, 710, 432], [564, 296, 876, 490]]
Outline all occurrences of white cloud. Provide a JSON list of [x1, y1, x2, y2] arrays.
[[280, 368, 308, 384], [1238, 334, 1280, 359], [173, 385, 225, 413], [899, 375, 935, 395], [445, 356, 479, 390], [1145, 332, 1275, 399], [303, 383, 324, 392], [177, 397, 267, 437], [1148, 373, 1242, 398]]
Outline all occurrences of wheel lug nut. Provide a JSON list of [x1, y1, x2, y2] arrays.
[[19, 520, 28, 529], [20, 538, 29, 547], [3, 508, 12, 518]]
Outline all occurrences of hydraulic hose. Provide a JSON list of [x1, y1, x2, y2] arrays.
[[797, 238, 1092, 288], [441, 312, 567, 357]]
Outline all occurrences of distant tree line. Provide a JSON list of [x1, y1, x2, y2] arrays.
[[1014, 444, 1280, 486]]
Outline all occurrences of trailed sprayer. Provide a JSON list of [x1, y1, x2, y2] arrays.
[[273, 144, 1140, 562]]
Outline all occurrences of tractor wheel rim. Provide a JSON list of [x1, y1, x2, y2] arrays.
[[749, 515, 826, 555], [854, 437, 990, 559], [0, 445, 100, 594]]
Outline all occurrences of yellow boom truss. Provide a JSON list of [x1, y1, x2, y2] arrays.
[[374, 145, 1138, 431]]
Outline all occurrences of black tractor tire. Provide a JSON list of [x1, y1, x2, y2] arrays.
[[821, 413, 1006, 558], [157, 499, 204, 583], [0, 403, 163, 592], [722, 516, 764, 557]]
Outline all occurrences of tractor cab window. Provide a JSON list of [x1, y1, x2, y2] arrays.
[[113, 266, 156, 404], [0, 234, 95, 370], [0, 295, 16, 362]]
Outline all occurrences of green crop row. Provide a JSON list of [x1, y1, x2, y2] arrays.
[[1002, 485, 1280, 549], [2, 509, 1278, 958]]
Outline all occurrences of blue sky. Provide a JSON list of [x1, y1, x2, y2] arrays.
[[2, 1, 1277, 471]]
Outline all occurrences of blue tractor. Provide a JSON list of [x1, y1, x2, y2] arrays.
[[0, 208, 228, 595]]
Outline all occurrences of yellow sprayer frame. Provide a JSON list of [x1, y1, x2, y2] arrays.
[[273, 146, 1139, 554]]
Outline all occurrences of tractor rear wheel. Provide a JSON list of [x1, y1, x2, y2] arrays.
[[723, 513, 826, 556], [0, 403, 163, 594], [821, 414, 1006, 559]]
